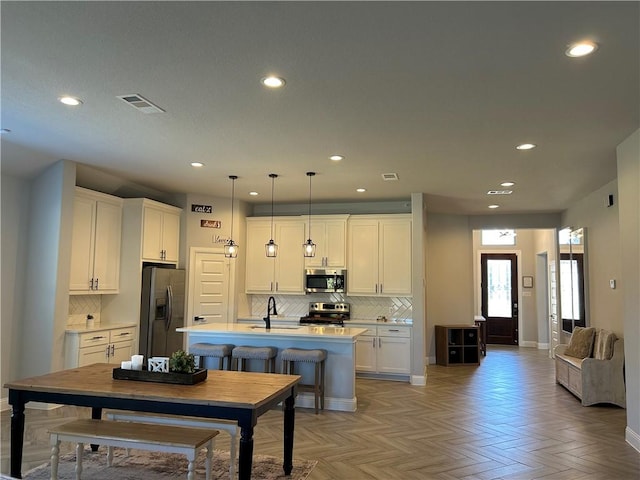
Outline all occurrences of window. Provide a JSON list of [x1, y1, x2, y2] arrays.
[[481, 229, 516, 246]]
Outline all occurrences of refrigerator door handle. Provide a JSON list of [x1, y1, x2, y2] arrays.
[[166, 285, 173, 330]]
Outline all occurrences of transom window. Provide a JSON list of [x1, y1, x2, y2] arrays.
[[481, 229, 516, 246]]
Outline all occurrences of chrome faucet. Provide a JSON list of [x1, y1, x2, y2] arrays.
[[264, 296, 278, 330]]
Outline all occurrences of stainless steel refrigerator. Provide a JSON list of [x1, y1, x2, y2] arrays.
[[139, 266, 186, 360]]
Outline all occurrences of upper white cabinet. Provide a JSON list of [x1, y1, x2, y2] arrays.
[[303, 215, 348, 268], [69, 187, 123, 294], [141, 201, 181, 263], [245, 217, 306, 294], [347, 215, 412, 296]]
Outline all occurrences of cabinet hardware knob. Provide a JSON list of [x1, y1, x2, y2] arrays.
[[90, 278, 94, 290], [95, 278, 99, 290], [91, 336, 106, 340]]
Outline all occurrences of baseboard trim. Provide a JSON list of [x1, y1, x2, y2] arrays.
[[537, 342, 550, 350], [520, 341, 537, 348], [626, 426, 640, 453], [410, 374, 426, 386]]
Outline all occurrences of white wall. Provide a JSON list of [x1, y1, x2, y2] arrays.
[[18, 160, 76, 378], [616, 128, 640, 451], [561, 179, 623, 336], [1, 175, 31, 404], [425, 213, 474, 362]]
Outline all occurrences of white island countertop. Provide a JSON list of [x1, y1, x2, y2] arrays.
[[177, 323, 368, 340]]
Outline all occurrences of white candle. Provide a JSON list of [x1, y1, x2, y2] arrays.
[[121, 360, 132, 370], [131, 354, 144, 370]]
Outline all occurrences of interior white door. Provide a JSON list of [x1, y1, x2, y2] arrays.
[[188, 249, 231, 325]]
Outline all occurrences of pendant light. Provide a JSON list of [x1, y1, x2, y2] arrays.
[[224, 175, 239, 258], [265, 173, 278, 257], [303, 172, 316, 257]]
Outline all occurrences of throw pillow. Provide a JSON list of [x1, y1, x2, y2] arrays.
[[564, 326, 596, 359], [593, 329, 616, 360]]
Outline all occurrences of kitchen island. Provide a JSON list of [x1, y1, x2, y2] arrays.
[[177, 323, 368, 412]]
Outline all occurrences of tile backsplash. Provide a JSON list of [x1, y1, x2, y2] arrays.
[[250, 294, 412, 320], [68, 295, 102, 326]]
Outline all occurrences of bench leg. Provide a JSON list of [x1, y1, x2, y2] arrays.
[[205, 441, 213, 480], [229, 430, 238, 479], [186, 451, 195, 480], [106, 446, 113, 466], [50, 436, 60, 480], [75, 442, 84, 480]]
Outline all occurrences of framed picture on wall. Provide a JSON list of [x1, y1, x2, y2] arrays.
[[523, 276, 534, 288]]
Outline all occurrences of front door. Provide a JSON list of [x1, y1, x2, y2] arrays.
[[481, 253, 518, 345]]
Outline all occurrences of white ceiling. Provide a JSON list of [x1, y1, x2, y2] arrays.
[[1, 1, 638, 214]]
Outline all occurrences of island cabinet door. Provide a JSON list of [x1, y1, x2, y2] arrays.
[[355, 330, 377, 372]]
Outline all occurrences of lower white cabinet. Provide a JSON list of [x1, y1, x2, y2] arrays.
[[65, 326, 136, 368], [354, 324, 411, 375]]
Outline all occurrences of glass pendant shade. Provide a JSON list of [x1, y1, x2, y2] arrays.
[[303, 238, 316, 257], [303, 171, 316, 257], [224, 239, 238, 258], [265, 239, 278, 257], [224, 175, 239, 258], [265, 173, 278, 258]]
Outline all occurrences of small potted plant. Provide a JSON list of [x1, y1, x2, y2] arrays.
[[169, 350, 196, 374]]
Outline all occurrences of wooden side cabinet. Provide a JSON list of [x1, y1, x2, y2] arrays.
[[435, 325, 480, 366]]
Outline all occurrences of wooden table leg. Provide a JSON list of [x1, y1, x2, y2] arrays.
[[283, 392, 295, 476], [10, 393, 26, 479], [238, 426, 254, 480]]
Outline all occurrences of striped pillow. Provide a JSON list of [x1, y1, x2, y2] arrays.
[[593, 329, 616, 360]]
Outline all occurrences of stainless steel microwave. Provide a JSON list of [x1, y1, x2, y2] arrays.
[[305, 269, 346, 293]]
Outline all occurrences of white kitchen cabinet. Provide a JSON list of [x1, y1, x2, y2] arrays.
[[245, 217, 305, 294], [354, 324, 412, 376], [355, 327, 377, 372], [347, 215, 412, 296], [142, 201, 181, 263], [65, 325, 136, 368], [303, 215, 348, 268], [69, 187, 123, 294]]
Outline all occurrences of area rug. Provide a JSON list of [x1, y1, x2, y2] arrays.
[[23, 447, 317, 480]]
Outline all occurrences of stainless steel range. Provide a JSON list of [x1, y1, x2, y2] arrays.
[[299, 302, 350, 326]]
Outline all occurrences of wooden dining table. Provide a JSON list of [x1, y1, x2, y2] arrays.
[[5, 363, 300, 479]]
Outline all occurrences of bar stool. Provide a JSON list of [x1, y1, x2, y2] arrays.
[[280, 348, 327, 414], [189, 343, 235, 370], [232, 346, 277, 373]]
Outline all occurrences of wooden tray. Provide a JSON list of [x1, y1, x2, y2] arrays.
[[112, 368, 207, 385]]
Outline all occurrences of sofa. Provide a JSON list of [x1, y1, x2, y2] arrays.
[[554, 327, 626, 408]]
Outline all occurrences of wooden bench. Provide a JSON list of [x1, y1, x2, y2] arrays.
[[105, 410, 239, 479], [48, 418, 219, 480]]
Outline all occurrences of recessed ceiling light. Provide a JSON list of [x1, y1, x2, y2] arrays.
[[501, 181, 516, 187], [488, 204, 500, 209], [190, 162, 204, 167], [356, 188, 366, 193], [566, 41, 598, 57], [58, 96, 83, 106], [249, 191, 259, 196], [516, 143, 536, 150], [329, 155, 344, 161], [487, 190, 513, 195], [261, 76, 286, 88]]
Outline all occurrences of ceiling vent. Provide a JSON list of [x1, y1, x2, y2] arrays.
[[487, 190, 513, 195], [116, 94, 165, 114], [382, 173, 399, 181]]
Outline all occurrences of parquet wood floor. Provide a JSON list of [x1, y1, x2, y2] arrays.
[[2, 346, 638, 479]]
